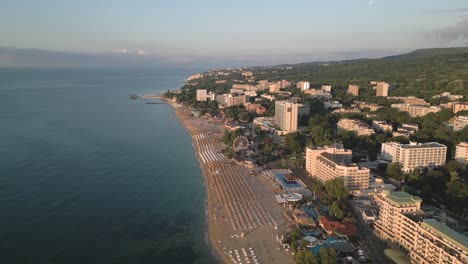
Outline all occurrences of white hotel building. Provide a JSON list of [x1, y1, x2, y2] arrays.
[[306, 145, 369, 191], [374, 190, 468, 264], [380, 142, 447, 173]]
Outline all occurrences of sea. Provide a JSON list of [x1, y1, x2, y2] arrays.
[[0, 68, 216, 264]]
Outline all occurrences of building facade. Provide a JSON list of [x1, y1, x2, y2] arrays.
[[374, 190, 468, 264], [321, 85, 332, 93], [448, 116, 468, 131], [296, 81, 310, 91], [375, 82, 389, 97], [391, 104, 442, 117], [306, 145, 369, 191], [372, 120, 393, 133], [347, 85, 359, 96], [274, 101, 301, 132], [196, 89, 207, 101], [453, 102, 468, 114], [380, 142, 447, 172], [455, 142, 468, 164], [337, 118, 375, 136], [388, 96, 430, 106]]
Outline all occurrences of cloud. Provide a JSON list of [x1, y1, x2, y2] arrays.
[[368, 0, 374, 6], [428, 19, 468, 45], [113, 48, 148, 56]]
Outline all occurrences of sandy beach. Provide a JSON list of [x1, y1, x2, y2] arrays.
[[163, 99, 294, 264]]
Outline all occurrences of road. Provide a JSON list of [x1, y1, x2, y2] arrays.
[[351, 200, 391, 264]]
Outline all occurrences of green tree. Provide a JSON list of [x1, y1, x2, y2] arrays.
[[327, 248, 338, 264], [324, 178, 348, 201], [318, 247, 330, 264], [224, 147, 235, 159], [329, 202, 344, 220], [386, 163, 403, 181], [295, 250, 319, 264], [285, 132, 304, 153]]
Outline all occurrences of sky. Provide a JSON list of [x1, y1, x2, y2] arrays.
[[0, 0, 468, 67]]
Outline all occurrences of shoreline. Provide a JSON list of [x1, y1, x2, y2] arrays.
[[160, 97, 294, 264], [161, 98, 227, 263]]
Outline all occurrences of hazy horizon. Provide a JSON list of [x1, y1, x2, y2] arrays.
[[1, 0, 468, 68]]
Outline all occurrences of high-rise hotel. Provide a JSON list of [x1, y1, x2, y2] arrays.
[[380, 142, 447, 173], [306, 144, 369, 191], [374, 190, 468, 264]]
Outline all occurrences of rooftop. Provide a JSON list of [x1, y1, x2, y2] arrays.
[[386, 191, 422, 205], [421, 219, 468, 252]]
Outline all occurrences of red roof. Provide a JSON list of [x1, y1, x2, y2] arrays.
[[318, 216, 357, 237]]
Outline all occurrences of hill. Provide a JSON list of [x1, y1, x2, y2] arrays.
[[254, 47, 468, 99]]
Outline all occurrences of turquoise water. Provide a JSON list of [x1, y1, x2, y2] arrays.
[[0, 68, 215, 264]]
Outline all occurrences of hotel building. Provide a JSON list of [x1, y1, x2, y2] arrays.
[[322, 85, 332, 93], [388, 96, 430, 106], [375, 82, 389, 97], [269, 83, 280, 93], [453, 102, 468, 114], [380, 142, 447, 172], [391, 104, 442, 117], [196, 89, 207, 101], [306, 145, 369, 191], [374, 190, 468, 264], [296, 81, 310, 91], [372, 120, 393, 133], [347, 85, 359, 96], [274, 101, 302, 132], [455, 142, 468, 164], [353, 101, 382, 112], [337, 118, 375, 136], [448, 116, 468, 131]]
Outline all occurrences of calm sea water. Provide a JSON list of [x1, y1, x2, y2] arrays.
[[0, 68, 215, 264]]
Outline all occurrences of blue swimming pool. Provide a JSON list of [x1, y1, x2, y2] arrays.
[[274, 173, 302, 188], [301, 206, 318, 218], [308, 237, 339, 255]]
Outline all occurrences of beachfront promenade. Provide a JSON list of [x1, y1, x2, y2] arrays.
[[171, 103, 294, 264]]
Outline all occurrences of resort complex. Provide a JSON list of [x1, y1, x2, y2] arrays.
[[161, 62, 468, 264]]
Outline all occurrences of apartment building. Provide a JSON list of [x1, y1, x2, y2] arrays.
[[353, 101, 382, 112], [380, 142, 447, 172], [304, 89, 332, 99], [196, 89, 207, 101], [392, 124, 418, 138], [332, 108, 361, 115], [306, 145, 369, 191], [372, 120, 393, 133], [347, 84, 359, 96], [257, 80, 269, 90], [453, 102, 468, 114], [391, 104, 442, 117], [321, 85, 332, 93], [455, 142, 468, 164], [279, 80, 292, 89], [433, 92, 464, 101], [296, 81, 310, 91], [374, 190, 467, 264], [448, 116, 468, 131], [324, 101, 342, 109], [232, 84, 254, 91], [274, 101, 301, 132], [244, 103, 266, 115], [269, 83, 280, 93], [337, 118, 375, 136], [216, 94, 246, 107], [375, 82, 389, 97], [388, 96, 430, 106]]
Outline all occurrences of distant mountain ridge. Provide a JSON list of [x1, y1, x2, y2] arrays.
[[253, 47, 468, 98]]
